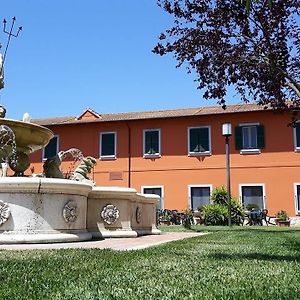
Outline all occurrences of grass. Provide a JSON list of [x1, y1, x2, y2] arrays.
[[0, 226, 300, 299]]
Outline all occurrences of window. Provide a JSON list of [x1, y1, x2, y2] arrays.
[[188, 185, 212, 210], [294, 183, 300, 214], [43, 135, 59, 160], [293, 122, 300, 152], [235, 123, 264, 154], [188, 126, 211, 155], [240, 184, 265, 209], [100, 132, 116, 159], [143, 129, 161, 158], [142, 186, 164, 209]]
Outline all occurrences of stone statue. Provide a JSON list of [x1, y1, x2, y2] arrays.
[[43, 151, 66, 179], [70, 156, 97, 184]]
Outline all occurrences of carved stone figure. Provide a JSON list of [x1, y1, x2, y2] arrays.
[[0, 200, 10, 225], [43, 151, 66, 178], [0, 125, 16, 163], [101, 204, 120, 225], [136, 206, 142, 224], [70, 156, 97, 184], [63, 200, 78, 223], [0, 105, 6, 118]]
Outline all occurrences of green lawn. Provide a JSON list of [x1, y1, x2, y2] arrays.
[[1, 226, 300, 299]]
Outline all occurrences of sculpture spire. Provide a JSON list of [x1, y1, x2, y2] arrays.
[[0, 17, 22, 90]]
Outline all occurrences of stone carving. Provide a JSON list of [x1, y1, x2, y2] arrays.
[[0, 105, 6, 118], [63, 200, 78, 223], [0, 124, 16, 161], [70, 156, 97, 184], [101, 204, 120, 225], [43, 151, 66, 178], [0, 200, 10, 225], [136, 206, 142, 224]]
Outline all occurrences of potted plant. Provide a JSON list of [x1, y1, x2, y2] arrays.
[[159, 212, 171, 226], [275, 210, 290, 227]]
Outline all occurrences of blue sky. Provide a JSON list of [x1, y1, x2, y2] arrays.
[[0, 1, 240, 120]]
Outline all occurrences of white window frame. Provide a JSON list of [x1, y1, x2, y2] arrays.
[[187, 126, 212, 156], [238, 122, 261, 154], [42, 135, 59, 161], [143, 129, 161, 158], [188, 184, 213, 209], [239, 183, 266, 209], [100, 131, 117, 160], [141, 185, 164, 209], [293, 122, 300, 152], [293, 183, 300, 215]]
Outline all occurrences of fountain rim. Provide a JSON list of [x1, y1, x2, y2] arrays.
[[0, 118, 54, 134]]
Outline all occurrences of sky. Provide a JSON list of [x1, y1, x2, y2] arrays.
[[0, 0, 240, 120]]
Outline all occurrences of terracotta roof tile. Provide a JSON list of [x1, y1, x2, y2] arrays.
[[32, 103, 267, 126]]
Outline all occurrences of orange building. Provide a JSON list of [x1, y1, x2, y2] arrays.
[[30, 104, 300, 220]]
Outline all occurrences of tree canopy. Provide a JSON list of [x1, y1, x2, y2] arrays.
[[153, 0, 300, 111]]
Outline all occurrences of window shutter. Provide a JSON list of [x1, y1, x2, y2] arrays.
[[145, 132, 151, 154], [189, 128, 198, 152], [198, 127, 209, 151], [101, 134, 115, 156], [296, 123, 300, 148], [145, 131, 159, 154], [257, 125, 265, 149], [151, 131, 159, 153], [235, 127, 243, 150], [44, 137, 58, 159]]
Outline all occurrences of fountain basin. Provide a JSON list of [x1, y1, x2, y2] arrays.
[[0, 177, 92, 244], [0, 118, 53, 154], [87, 186, 161, 238]]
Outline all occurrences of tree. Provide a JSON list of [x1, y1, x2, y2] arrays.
[[153, 0, 300, 111]]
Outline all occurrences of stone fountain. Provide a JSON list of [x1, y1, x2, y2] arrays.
[[0, 110, 160, 244]]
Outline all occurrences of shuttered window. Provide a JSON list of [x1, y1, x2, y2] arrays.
[[188, 127, 211, 154], [235, 125, 265, 150], [43, 136, 59, 160], [295, 123, 300, 149], [100, 132, 116, 158], [144, 129, 160, 156]]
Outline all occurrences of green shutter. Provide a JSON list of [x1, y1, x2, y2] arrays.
[[101, 133, 115, 156], [44, 137, 58, 158], [189, 128, 209, 152], [189, 128, 198, 152], [235, 127, 243, 150], [296, 123, 300, 148], [257, 125, 265, 149], [145, 131, 159, 154], [198, 127, 209, 151]]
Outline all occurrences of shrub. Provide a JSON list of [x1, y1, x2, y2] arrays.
[[275, 210, 289, 221], [200, 204, 228, 226], [230, 199, 245, 225], [200, 186, 245, 226], [210, 186, 228, 206], [182, 209, 194, 229]]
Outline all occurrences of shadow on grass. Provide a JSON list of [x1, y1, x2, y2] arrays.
[[209, 251, 300, 263]]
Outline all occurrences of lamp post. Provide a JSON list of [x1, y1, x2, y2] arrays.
[[222, 123, 232, 226]]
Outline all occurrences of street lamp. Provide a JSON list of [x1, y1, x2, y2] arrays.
[[222, 123, 232, 226]]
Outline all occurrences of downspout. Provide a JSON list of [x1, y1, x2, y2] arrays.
[[126, 122, 131, 188]]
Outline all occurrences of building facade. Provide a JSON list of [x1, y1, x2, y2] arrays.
[[30, 104, 300, 219]]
